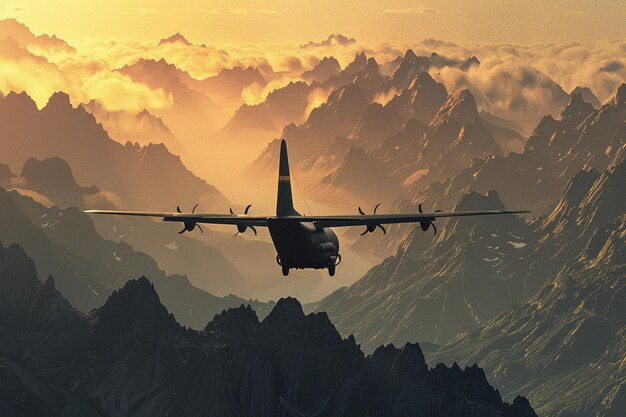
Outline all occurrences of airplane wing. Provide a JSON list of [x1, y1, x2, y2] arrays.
[[297, 209, 530, 231], [83, 210, 268, 234]]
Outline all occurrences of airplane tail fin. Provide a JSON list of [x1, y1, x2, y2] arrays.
[[276, 139, 299, 216]]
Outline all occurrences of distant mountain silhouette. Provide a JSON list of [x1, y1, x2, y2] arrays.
[[301, 33, 357, 48], [0, 18, 74, 52], [571, 85, 601, 108], [17, 157, 99, 208], [117, 58, 229, 133], [83, 99, 185, 156], [225, 81, 313, 134], [0, 256, 538, 417], [264, 72, 523, 207], [0, 90, 227, 210], [253, 83, 369, 170], [0, 183, 269, 325], [302, 56, 342, 82], [201, 66, 267, 101], [158, 32, 193, 46]]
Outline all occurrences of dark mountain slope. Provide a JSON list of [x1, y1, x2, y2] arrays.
[[313, 190, 534, 351], [318, 154, 625, 417], [0, 185, 270, 327], [0, 253, 538, 417]]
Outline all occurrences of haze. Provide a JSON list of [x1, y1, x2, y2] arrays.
[[4, 0, 626, 45]]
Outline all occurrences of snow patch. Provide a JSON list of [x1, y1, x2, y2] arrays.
[[88, 284, 99, 296], [165, 242, 178, 250], [508, 241, 527, 249]]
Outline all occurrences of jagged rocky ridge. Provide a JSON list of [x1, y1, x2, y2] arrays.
[[431, 154, 626, 417], [312, 152, 626, 417], [252, 54, 525, 207], [0, 247, 537, 417], [354, 84, 626, 260]]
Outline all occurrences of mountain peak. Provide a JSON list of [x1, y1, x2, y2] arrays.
[[205, 304, 259, 338], [92, 277, 175, 354], [435, 89, 478, 125], [303, 56, 342, 82], [0, 90, 38, 112], [571, 86, 601, 108], [21, 156, 79, 189], [454, 190, 506, 212], [45, 91, 72, 110], [158, 32, 192, 46], [362, 57, 379, 72], [461, 56, 480, 70], [610, 83, 626, 110], [0, 242, 41, 327], [262, 296, 305, 327], [404, 49, 418, 61], [408, 71, 437, 90], [560, 92, 594, 123], [301, 34, 356, 48], [345, 51, 367, 74]]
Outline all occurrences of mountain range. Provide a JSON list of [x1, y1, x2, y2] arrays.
[[0, 91, 227, 211], [250, 55, 530, 209], [309, 91, 625, 416], [0, 19, 624, 417], [0, 244, 538, 417], [432, 153, 625, 417]]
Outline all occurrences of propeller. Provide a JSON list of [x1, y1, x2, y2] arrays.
[[417, 202, 441, 236], [358, 203, 386, 235], [229, 204, 257, 236], [176, 204, 203, 234]]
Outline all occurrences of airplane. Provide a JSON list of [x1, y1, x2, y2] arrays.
[[85, 139, 529, 276]]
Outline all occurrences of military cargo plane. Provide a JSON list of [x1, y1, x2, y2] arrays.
[[85, 140, 529, 276]]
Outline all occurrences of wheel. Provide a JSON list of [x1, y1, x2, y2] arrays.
[[282, 266, 289, 276], [328, 264, 336, 277]]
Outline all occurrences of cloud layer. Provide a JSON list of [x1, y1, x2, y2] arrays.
[[1, 19, 624, 132]]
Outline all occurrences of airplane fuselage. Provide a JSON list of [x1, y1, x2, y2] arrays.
[[267, 218, 339, 274]]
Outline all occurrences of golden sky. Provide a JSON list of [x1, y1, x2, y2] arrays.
[[2, 0, 625, 45]]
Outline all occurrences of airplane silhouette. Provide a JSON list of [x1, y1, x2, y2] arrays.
[[85, 140, 529, 276]]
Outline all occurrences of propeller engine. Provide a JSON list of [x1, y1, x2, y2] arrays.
[[417, 202, 441, 236], [230, 204, 257, 236], [177, 204, 203, 234], [358, 203, 386, 235]]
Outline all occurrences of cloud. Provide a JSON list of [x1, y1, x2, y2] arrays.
[[229, 9, 278, 15], [600, 61, 625, 73], [303, 87, 333, 120], [372, 86, 399, 105], [2, 20, 624, 138]]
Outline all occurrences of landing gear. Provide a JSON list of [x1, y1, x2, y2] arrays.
[[277, 255, 289, 276], [328, 254, 341, 277], [282, 266, 289, 276]]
